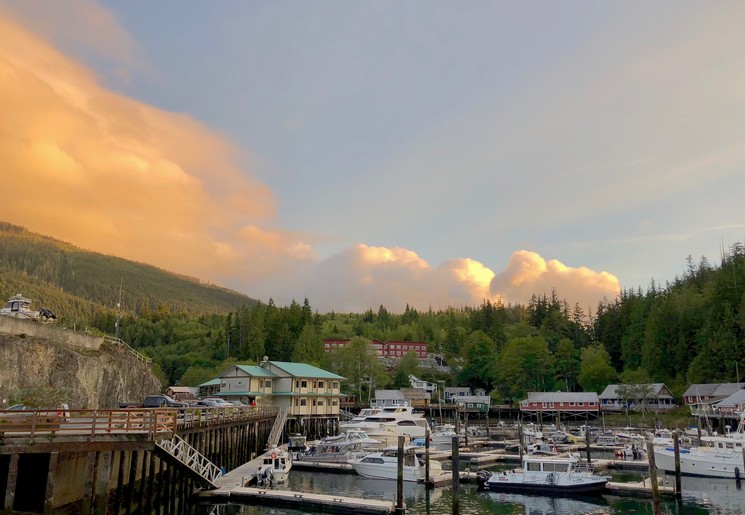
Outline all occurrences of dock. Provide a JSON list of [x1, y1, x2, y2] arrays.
[[201, 486, 395, 514], [606, 479, 675, 498]]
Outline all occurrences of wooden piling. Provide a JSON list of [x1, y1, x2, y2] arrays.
[[43, 452, 59, 515], [452, 435, 460, 513], [94, 451, 112, 515], [673, 431, 682, 499], [396, 436, 404, 513], [646, 441, 661, 515], [517, 418, 524, 461], [4, 453, 18, 510], [424, 426, 430, 484], [585, 426, 592, 464]]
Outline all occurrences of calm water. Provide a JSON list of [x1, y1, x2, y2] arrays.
[[192, 469, 745, 515]]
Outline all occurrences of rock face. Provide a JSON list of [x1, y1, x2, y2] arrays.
[[0, 333, 161, 409]]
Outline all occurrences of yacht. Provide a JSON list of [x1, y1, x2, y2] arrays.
[[654, 414, 745, 479], [0, 294, 56, 323], [349, 445, 443, 481], [339, 407, 382, 431], [476, 454, 609, 495], [256, 446, 292, 486], [346, 405, 429, 446], [297, 430, 382, 463]]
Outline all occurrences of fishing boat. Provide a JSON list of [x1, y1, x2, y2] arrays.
[[0, 294, 56, 323], [349, 445, 443, 482], [256, 446, 292, 486], [476, 454, 609, 495], [654, 414, 745, 479]]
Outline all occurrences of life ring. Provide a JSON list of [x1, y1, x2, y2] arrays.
[[271, 452, 277, 459]]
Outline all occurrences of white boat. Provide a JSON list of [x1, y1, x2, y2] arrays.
[[430, 424, 460, 450], [654, 415, 745, 479], [298, 430, 382, 463], [349, 445, 443, 481], [0, 294, 56, 323], [256, 446, 292, 486], [476, 454, 609, 495], [338, 407, 383, 432], [527, 441, 559, 456], [349, 405, 429, 446]]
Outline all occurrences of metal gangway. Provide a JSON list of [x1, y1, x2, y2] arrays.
[[154, 434, 222, 489]]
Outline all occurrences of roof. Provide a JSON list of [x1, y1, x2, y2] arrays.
[[198, 378, 221, 387], [524, 392, 599, 403], [683, 383, 744, 398], [268, 361, 345, 380], [454, 395, 490, 404], [375, 390, 405, 400], [599, 384, 672, 400], [714, 389, 745, 408], [233, 365, 277, 377], [167, 386, 198, 393]]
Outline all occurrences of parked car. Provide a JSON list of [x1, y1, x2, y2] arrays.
[[196, 399, 222, 408], [202, 397, 233, 407]]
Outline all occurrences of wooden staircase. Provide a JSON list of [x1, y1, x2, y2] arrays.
[[267, 407, 288, 447]]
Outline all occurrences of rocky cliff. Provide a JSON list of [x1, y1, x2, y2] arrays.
[[0, 332, 161, 409]]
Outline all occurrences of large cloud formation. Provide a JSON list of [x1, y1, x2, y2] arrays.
[[0, 7, 621, 313]]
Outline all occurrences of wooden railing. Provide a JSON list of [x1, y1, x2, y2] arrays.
[[0, 406, 279, 443], [0, 409, 177, 442]]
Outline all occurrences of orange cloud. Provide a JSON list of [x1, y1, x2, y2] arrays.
[[490, 250, 620, 309], [0, 8, 314, 284]]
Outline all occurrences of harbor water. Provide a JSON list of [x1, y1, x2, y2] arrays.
[[194, 469, 745, 515]]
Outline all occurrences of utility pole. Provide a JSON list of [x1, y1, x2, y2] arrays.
[[114, 278, 123, 340]]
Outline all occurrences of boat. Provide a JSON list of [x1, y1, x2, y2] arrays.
[[349, 405, 430, 446], [430, 424, 460, 450], [0, 294, 56, 323], [297, 430, 382, 463], [476, 454, 609, 495], [256, 446, 292, 486], [349, 445, 443, 481], [654, 414, 745, 479], [615, 442, 646, 460], [527, 441, 559, 456], [338, 407, 382, 431]]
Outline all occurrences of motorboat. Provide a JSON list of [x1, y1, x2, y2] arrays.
[[476, 454, 609, 495], [654, 414, 745, 479], [349, 445, 443, 481], [0, 294, 56, 323], [338, 407, 382, 431], [615, 442, 646, 460], [297, 430, 382, 463], [350, 405, 429, 446], [256, 446, 292, 486], [430, 424, 460, 450], [527, 441, 559, 456]]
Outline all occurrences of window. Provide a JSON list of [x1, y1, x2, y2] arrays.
[[265, 380, 272, 388], [294, 399, 299, 406], [569, 402, 576, 406], [332, 400, 338, 406], [549, 403, 555, 408], [301, 380, 308, 388], [300, 399, 307, 407], [318, 400, 324, 406], [295, 380, 300, 389], [318, 381, 324, 389], [333, 381, 339, 389], [578, 402, 584, 406]]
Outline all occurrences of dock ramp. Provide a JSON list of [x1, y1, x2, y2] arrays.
[[154, 435, 222, 489]]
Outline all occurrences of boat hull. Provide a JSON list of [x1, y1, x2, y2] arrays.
[[478, 474, 607, 495], [655, 447, 745, 479], [349, 462, 423, 482]]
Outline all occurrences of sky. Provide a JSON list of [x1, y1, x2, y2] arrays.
[[1, 1, 744, 313]]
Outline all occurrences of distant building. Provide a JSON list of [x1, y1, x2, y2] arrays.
[[519, 392, 599, 414], [444, 387, 471, 402], [454, 395, 490, 413], [372, 389, 407, 407], [712, 389, 745, 415], [323, 339, 429, 359], [409, 375, 437, 395], [197, 378, 220, 397], [599, 383, 676, 411], [682, 383, 744, 408]]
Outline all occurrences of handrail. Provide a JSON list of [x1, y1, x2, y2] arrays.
[[102, 335, 152, 365], [155, 434, 221, 487]]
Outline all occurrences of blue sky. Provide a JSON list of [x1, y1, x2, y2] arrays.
[[2, 1, 744, 312]]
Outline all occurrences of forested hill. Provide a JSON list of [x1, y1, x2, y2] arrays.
[[0, 222, 256, 321]]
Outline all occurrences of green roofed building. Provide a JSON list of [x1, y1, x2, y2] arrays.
[[213, 359, 346, 419]]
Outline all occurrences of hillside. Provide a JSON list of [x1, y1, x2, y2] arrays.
[[0, 222, 256, 321]]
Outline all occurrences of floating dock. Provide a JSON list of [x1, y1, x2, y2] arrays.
[[201, 486, 395, 514]]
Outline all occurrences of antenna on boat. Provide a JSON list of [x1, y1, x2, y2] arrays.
[[115, 278, 123, 340]]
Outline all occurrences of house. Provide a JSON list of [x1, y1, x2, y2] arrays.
[[682, 383, 744, 408], [599, 383, 676, 411], [209, 360, 346, 417], [165, 386, 198, 402], [409, 375, 437, 395], [454, 395, 490, 413], [519, 392, 599, 414], [400, 388, 430, 407], [711, 389, 745, 415], [372, 389, 407, 408], [444, 387, 471, 402]]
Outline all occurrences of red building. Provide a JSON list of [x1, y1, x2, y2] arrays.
[[323, 339, 429, 359]]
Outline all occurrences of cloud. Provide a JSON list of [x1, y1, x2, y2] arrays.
[[281, 245, 618, 313], [490, 251, 620, 310], [0, 6, 621, 314], [0, 9, 312, 284]]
